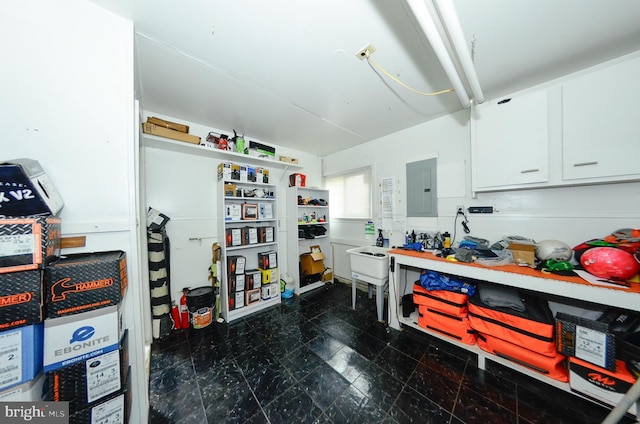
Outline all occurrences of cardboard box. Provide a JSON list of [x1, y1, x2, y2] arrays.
[[234, 291, 244, 309], [0, 372, 45, 401], [224, 183, 237, 197], [225, 228, 242, 247], [0, 215, 62, 274], [146, 116, 189, 133], [0, 323, 43, 392], [258, 251, 277, 269], [68, 366, 131, 424], [45, 251, 128, 318], [556, 310, 620, 371], [289, 173, 306, 187], [258, 203, 273, 219], [300, 246, 325, 275], [246, 288, 261, 305], [261, 282, 278, 300], [227, 256, 245, 275], [217, 162, 232, 181], [245, 270, 262, 290], [43, 302, 125, 372], [0, 269, 43, 331], [0, 158, 65, 217], [247, 166, 257, 183], [242, 227, 258, 245], [509, 241, 536, 267], [569, 357, 638, 415], [249, 141, 276, 157], [44, 330, 129, 409], [229, 274, 245, 292], [142, 122, 200, 144], [225, 204, 241, 221], [259, 267, 277, 285], [279, 156, 299, 164], [258, 227, 274, 243]]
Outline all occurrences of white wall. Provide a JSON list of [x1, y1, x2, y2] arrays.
[[1, 1, 148, 421], [325, 60, 640, 280], [142, 111, 323, 303]]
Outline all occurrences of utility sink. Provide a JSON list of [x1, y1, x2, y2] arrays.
[[347, 245, 390, 279], [347, 246, 390, 322]]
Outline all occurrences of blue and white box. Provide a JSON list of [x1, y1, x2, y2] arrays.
[[0, 323, 43, 391], [43, 302, 124, 372]]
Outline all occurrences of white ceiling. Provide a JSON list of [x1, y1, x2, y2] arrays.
[[89, 0, 640, 157]]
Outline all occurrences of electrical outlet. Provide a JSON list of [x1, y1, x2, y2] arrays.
[[456, 205, 465, 215], [355, 43, 376, 60]]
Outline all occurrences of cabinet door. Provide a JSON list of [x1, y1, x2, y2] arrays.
[[562, 56, 640, 181], [473, 90, 549, 190]]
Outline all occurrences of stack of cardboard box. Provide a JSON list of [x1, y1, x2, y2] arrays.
[[0, 158, 63, 401]]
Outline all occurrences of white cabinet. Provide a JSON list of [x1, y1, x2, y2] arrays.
[[562, 55, 640, 182], [218, 170, 281, 322], [472, 89, 550, 191], [286, 187, 332, 295]]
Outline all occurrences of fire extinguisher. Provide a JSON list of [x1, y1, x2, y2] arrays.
[[179, 288, 190, 329], [170, 302, 181, 330]]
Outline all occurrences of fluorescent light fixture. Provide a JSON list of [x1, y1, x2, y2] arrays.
[[406, 0, 484, 107]]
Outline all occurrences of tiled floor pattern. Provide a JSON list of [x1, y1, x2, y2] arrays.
[[148, 282, 634, 423]]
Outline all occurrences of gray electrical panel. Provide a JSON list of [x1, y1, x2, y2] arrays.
[[406, 158, 437, 217]]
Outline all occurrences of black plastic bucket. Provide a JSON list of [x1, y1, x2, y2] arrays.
[[186, 286, 215, 329]]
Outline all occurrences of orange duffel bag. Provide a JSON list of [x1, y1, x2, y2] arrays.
[[468, 289, 557, 357], [418, 305, 477, 345], [477, 332, 568, 382], [413, 282, 469, 317]]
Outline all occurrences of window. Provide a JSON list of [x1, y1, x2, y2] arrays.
[[324, 167, 371, 219]]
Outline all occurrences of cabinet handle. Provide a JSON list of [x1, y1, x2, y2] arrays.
[[573, 161, 598, 167], [520, 169, 539, 174]]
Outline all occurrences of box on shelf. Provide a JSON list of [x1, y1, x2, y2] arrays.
[[230, 164, 240, 180], [43, 330, 129, 409], [227, 256, 246, 275], [300, 245, 325, 275], [258, 251, 277, 269], [247, 166, 256, 183], [228, 274, 245, 292], [258, 203, 273, 220], [289, 173, 306, 187], [0, 269, 43, 331], [246, 288, 261, 305], [258, 227, 274, 243], [242, 227, 258, 245], [259, 267, 277, 285], [43, 302, 125, 372], [218, 162, 232, 181], [0, 158, 65, 217], [556, 309, 636, 371], [44, 250, 128, 318], [146, 116, 189, 133], [0, 215, 61, 274], [569, 357, 638, 415], [245, 270, 262, 290], [234, 291, 245, 309], [279, 156, 299, 164], [239, 165, 248, 183], [259, 168, 269, 184], [248, 141, 276, 158], [142, 122, 200, 145], [225, 228, 242, 247], [225, 204, 241, 221], [261, 283, 278, 300], [508, 242, 536, 267], [224, 183, 237, 197], [0, 323, 43, 392], [0, 372, 45, 401], [68, 366, 131, 424]]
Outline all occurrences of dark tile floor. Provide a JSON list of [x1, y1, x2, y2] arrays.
[[148, 282, 633, 424]]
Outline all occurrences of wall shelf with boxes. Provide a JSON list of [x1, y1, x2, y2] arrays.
[[142, 133, 304, 171], [388, 251, 640, 415], [218, 162, 281, 322], [286, 186, 333, 295]]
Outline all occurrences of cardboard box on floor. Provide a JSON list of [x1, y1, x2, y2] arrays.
[[300, 245, 325, 275]]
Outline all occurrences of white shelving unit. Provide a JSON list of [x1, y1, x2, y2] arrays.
[[286, 187, 332, 295], [388, 251, 640, 408], [218, 167, 282, 322]]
